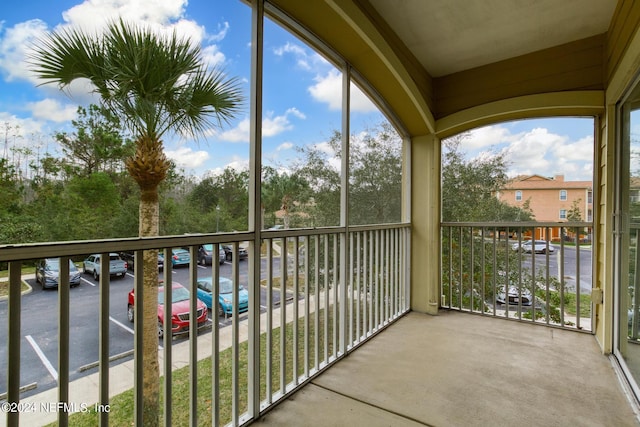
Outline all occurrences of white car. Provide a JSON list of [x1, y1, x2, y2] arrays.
[[521, 240, 555, 254], [496, 285, 533, 306]]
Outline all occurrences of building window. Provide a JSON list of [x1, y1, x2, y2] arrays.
[[560, 209, 567, 219], [515, 190, 522, 201], [560, 190, 567, 201], [588, 191, 593, 204]]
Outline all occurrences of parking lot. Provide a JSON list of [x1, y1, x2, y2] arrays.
[[0, 256, 284, 398]]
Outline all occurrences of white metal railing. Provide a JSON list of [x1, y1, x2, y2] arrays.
[[0, 224, 410, 426], [440, 222, 593, 332]]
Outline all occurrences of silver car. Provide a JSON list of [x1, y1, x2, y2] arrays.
[[36, 258, 81, 289]]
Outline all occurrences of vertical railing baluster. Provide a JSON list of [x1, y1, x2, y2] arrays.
[[356, 232, 361, 343], [232, 242, 240, 426], [280, 237, 287, 395], [58, 256, 70, 427], [162, 248, 173, 427], [575, 227, 581, 329], [492, 228, 497, 316], [470, 226, 475, 312], [212, 245, 220, 427], [448, 226, 453, 308], [266, 239, 272, 403], [189, 246, 198, 427], [304, 235, 310, 377], [293, 236, 299, 385], [99, 253, 110, 427], [7, 261, 21, 427], [560, 229, 566, 326], [323, 234, 329, 363], [385, 229, 390, 321], [480, 227, 485, 315], [133, 250, 143, 426], [333, 233, 338, 358], [349, 232, 355, 346], [314, 235, 320, 371], [458, 227, 464, 310], [375, 230, 381, 328]]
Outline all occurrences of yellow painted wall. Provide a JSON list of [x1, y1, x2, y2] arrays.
[[410, 134, 440, 315]]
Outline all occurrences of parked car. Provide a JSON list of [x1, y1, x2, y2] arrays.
[[521, 240, 555, 254], [496, 285, 533, 306], [197, 244, 225, 266], [196, 276, 249, 317], [83, 253, 128, 281], [119, 251, 164, 272], [170, 248, 191, 267], [36, 258, 81, 289], [127, 282, 208, 338], [221, 244, 248, 262]]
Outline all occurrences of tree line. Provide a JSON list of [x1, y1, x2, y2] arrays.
[[0, 107, 410, 244]]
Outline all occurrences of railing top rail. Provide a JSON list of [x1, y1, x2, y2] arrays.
[[0, 232, 254, 262], [0, 223, 412, 262], [440, 221, 592, 228]]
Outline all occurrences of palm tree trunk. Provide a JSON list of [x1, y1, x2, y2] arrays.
[[140, 187, 160, 426]]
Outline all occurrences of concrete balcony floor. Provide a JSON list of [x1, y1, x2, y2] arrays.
[[259, 311, 640, 427]]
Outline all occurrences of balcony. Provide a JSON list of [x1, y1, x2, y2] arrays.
[[0, 223, 637, 426]]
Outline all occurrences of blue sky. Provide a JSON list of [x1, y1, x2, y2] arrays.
[[0, 0, 594, 181]]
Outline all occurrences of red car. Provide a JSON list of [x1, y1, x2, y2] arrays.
[[127, 282, 208, 338]]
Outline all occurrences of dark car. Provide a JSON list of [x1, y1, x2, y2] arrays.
[[221, 244, 248, 262], [119, 251, 164, 272], [198, 244, 226, 266], [35, 258, 81, 289]]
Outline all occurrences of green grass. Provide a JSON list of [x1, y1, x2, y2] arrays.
[[52, 306, 338, 426], [0, 266, 35, 297]]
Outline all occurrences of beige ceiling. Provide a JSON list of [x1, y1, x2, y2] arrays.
[[368, 0, 617, 77]]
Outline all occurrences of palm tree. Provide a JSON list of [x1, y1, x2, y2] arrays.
[[29, 19, 242, 425]]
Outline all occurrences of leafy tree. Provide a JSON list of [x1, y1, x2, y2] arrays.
[[567, 198, 583, 221], [295, 132, 341, 227], [295, 122, 402, 227], [349, 121, 402, 225], [29, 19, 242, 424], [187, 167, 249, 232], [442, 133, 534, 222], [262, 166, 310, 228], [54, 104, 133, 177]]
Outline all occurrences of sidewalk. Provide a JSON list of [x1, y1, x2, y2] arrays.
[[8, 289, 315, 426]]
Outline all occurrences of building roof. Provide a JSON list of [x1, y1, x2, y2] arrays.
[[503, 174, 592, 190]]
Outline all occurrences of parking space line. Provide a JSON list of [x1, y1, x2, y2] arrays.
[[81, 277, 96, 287], [110, 317, 163, 350], [110, 316, 134, 335], [25, 335, 57, 381]]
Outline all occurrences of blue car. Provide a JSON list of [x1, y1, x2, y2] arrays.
[[196, 276, 249, 318], [171, 248, 191, 267]]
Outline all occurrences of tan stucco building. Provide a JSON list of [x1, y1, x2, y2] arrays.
[[499, 174, 593, 240]]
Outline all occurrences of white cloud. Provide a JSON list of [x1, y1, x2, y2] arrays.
[[274, 42, 313, 70], [61, 0, 188, 33], [165, 146, 210, 169], [277, 142, 293, 151], [1, 0, 226, 90], [466, 125, 518, 150], [217, 118, 249, 142], [216, 108, 305, 143], [206, 157, 249, 176], [309, 70, 378, 113], [463, 124, 594, 181], [201, 44, 226, 68], [0, 19, 48, 84], [27, 99, 78, 123]]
